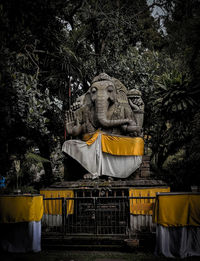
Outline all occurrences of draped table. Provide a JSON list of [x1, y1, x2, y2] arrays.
[[153, 192, 200, 258], [0, 194, 43, 252], [129, 187, 170, 233]]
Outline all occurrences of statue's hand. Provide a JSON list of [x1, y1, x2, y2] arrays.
[[125, 121, 142, 136], [65, 110, 75, 135], [65, 110, 83, 137], [129, 98, 144, 111], [134, 98, 143, 107], [66, 121, 75, 135]]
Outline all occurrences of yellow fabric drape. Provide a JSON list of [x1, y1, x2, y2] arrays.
[[129, 187, 170, 215], [40, 190, 74, 215], [83, 131, 144, 156], [0, 195, 43, 223], [85, 131, 100, 145], [83, 129, 103, 144], [153, 194, 200, 227], [85, 131, 144, 156], [102, 135, 144, 156]]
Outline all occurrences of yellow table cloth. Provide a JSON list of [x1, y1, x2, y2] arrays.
[[0, 195, 43, 223], [153, 193, 200, 227], [129, 187, 170, 215], [40, 190, 74, 215]]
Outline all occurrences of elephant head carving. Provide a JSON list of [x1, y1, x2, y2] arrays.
[[65, 73, 143, 137], [88, 74, 131, 128]]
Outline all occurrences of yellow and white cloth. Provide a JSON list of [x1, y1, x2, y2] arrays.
[[0, 195, 43, 253], [153, 193, 200, 258], [62, 132, 144, 178], [129, 187, 170, 215]]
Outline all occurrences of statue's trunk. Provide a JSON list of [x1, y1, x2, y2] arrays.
[[96, 96, 130, 128]]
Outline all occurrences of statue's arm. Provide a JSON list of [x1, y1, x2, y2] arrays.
[[120, 106, 141, 136], [121, 122, 142, 136]]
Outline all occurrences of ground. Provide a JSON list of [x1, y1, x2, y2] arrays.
[[1, 250, 200, 261]]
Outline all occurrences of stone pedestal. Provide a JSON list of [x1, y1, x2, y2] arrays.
[[140, 155, 151, 178]]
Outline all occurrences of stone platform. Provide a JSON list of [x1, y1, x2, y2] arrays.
[[50, 178, 167, 190]]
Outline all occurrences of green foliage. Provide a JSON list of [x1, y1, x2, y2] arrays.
[[184, 112, 200, 185], [153, 72, 195, 117], [148, 70, 194, 168], [20, 186, 38, 194], [25, 153, 50, 163], [0, 0, 66, 182], [13, 72, 52, 136]]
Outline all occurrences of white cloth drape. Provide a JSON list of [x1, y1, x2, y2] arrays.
[[155, 224, 200, 258], [0, 221, 41, 252], [62, 134, 142, 178]]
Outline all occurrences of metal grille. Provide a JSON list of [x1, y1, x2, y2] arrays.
[[66, 197, 128, 235], [41, 190, 157, 237], [42, 195, 128, 236]]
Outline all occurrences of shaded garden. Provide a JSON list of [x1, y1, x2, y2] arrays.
[[1, 0, 200, 191]]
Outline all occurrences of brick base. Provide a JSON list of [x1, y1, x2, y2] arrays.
[[135, 155, 151, 179]]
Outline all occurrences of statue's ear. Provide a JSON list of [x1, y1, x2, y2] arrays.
[[83, 91, 92, 105], [117, 90, 129, 104], [112, 78, 128, 104]]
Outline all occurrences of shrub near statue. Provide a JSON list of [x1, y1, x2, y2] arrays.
[[62, 73, 144, 180]]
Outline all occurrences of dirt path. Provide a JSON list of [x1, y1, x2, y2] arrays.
[[1, 250, 200, 261]]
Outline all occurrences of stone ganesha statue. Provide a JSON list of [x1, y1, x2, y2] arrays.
[[65, 73, 144, 138], [63, 73, 144, 180]]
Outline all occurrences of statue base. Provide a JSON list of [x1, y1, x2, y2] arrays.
[[50, 177, 167, 190], [41, 155, 169, 248]]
